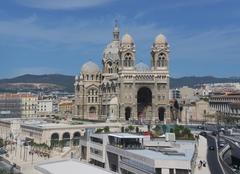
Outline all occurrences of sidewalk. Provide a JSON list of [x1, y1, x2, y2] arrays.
[[4, 144, 70, 174], [195, 135, 211, 174]]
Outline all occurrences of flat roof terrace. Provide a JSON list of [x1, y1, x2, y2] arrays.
[[36, 160, 113, 174], [21, 120, 122, 130]]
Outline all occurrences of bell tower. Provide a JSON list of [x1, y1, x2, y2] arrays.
[[151, 34, 169, 70], [119, 33, 136, 71]]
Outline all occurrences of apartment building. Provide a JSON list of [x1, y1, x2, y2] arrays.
[[0, 93, 38, 118]]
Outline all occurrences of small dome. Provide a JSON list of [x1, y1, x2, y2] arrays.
[[81, 61, 100, 74], [135, 62, 149, 71], [155, 34, 167, 44], [122, 33, 134, 44]]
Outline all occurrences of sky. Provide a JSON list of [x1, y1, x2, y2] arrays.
[[0, 0, 240, 78]]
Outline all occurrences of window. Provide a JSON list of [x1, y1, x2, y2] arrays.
[[124, 53, 133, 67], [87, 89, 98, 103], [158, 53, 167, 67], [88, 97, 90, 103], [107, 61, 113, 73]]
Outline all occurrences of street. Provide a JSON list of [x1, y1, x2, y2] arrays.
[[206, 135, 224, 174]]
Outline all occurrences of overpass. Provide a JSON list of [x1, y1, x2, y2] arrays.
[[221, 135, 240, 170]]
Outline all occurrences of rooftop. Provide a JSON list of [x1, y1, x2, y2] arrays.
[[127, 141, 195, 161], [37, 160, 113, 174], [108, 133, 144, 139]]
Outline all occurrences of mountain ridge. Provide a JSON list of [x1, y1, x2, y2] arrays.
[[0, 74, 240, 93]]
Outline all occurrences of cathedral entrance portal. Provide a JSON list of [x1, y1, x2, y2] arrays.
[[89, 106, 96, 118], [137, 87, 152, 121], [158, 107, 165, 121], [125, 107, 131, 121]]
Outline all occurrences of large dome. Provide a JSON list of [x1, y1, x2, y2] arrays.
[[122, 33, 134, 44], [155, 34, 167, 44], [81, 61, 100, 74], [135, 62, 149, 71]]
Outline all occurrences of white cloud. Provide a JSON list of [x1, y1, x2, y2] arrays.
[[0, 15, 169, 48], [15, 0, 113, 10], [171, 27, 240, 60], [161, 0, 224, 9]]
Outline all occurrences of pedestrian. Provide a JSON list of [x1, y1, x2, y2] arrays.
[[203, 160, 206, 167]]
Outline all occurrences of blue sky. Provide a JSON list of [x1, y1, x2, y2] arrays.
[[0, 0, 240, 78]]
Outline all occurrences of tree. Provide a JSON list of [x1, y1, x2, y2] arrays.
[[103, 126, 110, 133], [95, 128, 103, 133], [135, 127, 139, 133], [0, 169, 10, 174], [121, 127, 125, 133], [128, 125, 134, 132], [153, 125, 163, 136], [162, 125, 167, 134], [125, 127, 129, 132]]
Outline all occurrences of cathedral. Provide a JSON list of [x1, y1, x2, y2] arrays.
[[74, 23, 170, 123]]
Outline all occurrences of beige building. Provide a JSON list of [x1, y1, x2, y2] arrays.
[[0, 118, 122, 147], [59, 100, 73, 114], [74, 23, 170, 123], [179, 86, 195, 102], [20, 93, 38, 118], [37, 99, 54, 117], [0, 93, 38, 118], [182, 100, 215, 123], [209, 93, 240, 118]]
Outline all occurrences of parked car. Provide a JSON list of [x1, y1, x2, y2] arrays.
[[212, 131, 217, 136], [219, 142, 225, 148], [199, 131, 207, 137], [197, 125, 204, 130], [209, 146, 215, 150]]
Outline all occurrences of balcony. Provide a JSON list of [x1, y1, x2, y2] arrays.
[[108, 133, 145, 150]]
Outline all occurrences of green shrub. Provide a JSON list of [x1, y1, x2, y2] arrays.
[[128, 125, 134, 132], [104, 126, 110, 133], [95, 128, 103, 133]]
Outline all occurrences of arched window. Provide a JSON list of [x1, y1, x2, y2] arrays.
[[158, 53, 167, 67], [89, 106, 97, 118], [124, 53, 133, 67], [107, 61, 113, 73], [87, 88, 98, 103]]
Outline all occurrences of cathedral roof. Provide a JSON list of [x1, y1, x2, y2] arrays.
[[103, 41, 120, 61], [81, 61, 100, 74], [122, 33, 134, 44], [155, 34, 167, 44], [135, 62, 150, 71]]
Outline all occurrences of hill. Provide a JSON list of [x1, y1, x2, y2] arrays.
[[0, 74, 240, 93], [0, 74, 75, 93]]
